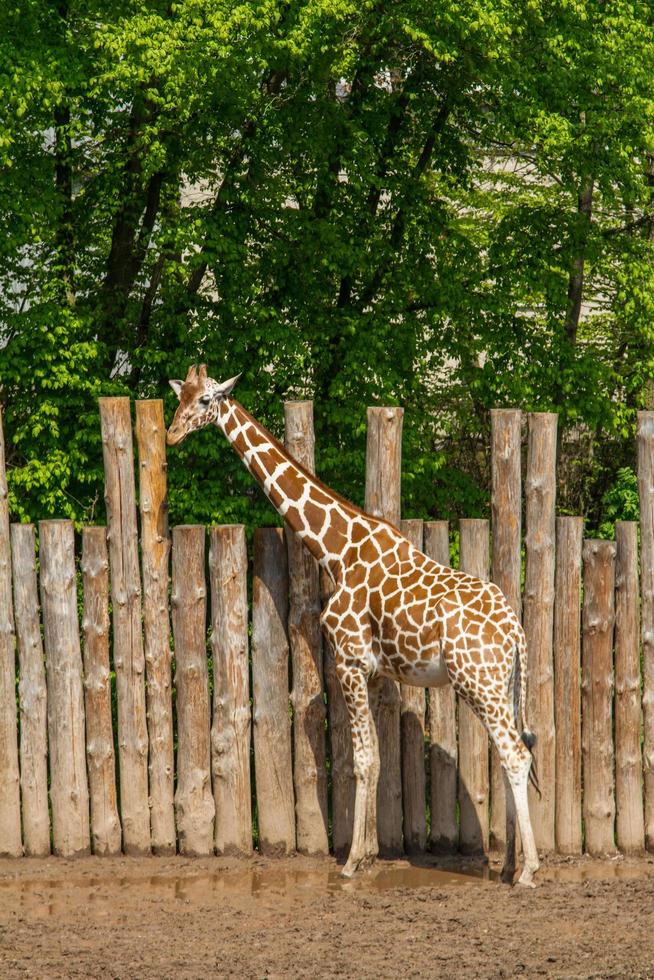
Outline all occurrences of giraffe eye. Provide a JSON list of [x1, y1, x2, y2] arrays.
[[200, 394, 212, 406]]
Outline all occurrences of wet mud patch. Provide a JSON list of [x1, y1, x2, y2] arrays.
[[1, 854, 653, 978]]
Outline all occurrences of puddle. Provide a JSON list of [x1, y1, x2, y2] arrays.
[[0, 863, 490, 918], [1, 858, 652, 918]]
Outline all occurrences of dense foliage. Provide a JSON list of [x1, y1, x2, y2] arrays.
[[2, 0, 654, 530]]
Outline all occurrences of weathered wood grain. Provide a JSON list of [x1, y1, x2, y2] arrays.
[[11, 524, 49, 856], [365, 406, 404, 856], [172, 525, 215, 855], [135, 399, 175, 854], [284, 401, 328, 855], [209, 524, 252, 856], [81, 527, 122, 855]]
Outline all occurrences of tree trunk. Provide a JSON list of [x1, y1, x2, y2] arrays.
[[614, 521, 645, 853], [490, 409, 522, 851], [424, 521, 457, 851], [81, 527, 122, 856], [553, 517, 583, 855], [251, 528, 295, 855], [209, 524, 252, 856], [365, 406, 404, 856], [135, 399, 175, 855], [172, 525, 215, 856], [458, 519, 490, 854], [582, 539, 617, 856], [523, 412, 557, 852], [11, 524, 49, 856], [564, 178, 594, 347], [284, 401, 328, 855], [99, 397, 150, 855], [0, 408, 21, 856], [40, 520, 90, 857]]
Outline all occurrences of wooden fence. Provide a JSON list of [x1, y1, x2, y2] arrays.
[[0, 399, 653, 859]]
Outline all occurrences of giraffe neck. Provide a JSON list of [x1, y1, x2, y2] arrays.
[[214, 399, 370, 578]]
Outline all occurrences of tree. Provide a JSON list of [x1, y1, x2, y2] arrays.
[[1, 1, 653, 528]]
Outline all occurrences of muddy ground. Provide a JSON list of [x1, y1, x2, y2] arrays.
[[0, 853, 653, 979]]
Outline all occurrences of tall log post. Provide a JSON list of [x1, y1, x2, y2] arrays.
[[252, 528, 295, 855], [11, 524, 49, 856], [209, 524, 252, 856], [39, 520, 90, 856], [81, 527, 122, 855], [582, 539, 617, 856], [614, 521, 645, 853], [458, 519, 490, 854], [399, 519, 427, 853], [322, 566, 355, 857], [523, 412, 557, 852], [99, 397, 150, 854], [0, 408, 21, 856], [284, 401, 328, 855], [425, 521, 457, 850], [135, 399, 175, 855], [172, 525, 215, 855], [553, 517, 583, 855], [637, 411, 654, 850], [365, 406, 404, 855], [490, 409, 522, 850]]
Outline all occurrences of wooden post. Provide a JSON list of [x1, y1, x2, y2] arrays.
[[458, 519, 490, 853], [81, 527, 122, 855], [11, 524, 49, 856], [135, 399, 175, 855], [39, 520, 90, 856], [425, 521, 457, 850], [99, 397, 150, 854], [251, 528, 295, 855], [284, 401, 328, 855], [365, 405, 404, 855], [399, 519, 427, 853], [637, 411, 654, 850], [582, 539, 617, 856], [0, 408, 21, 856], [553, 517, 583, 855], [523, 412, 557, 852], [209, 524, 252, 856], [322, 567, 355, 857], [490, 409, 522, 850], [615, 521, 645, 853], [172, 525, 215, 855]]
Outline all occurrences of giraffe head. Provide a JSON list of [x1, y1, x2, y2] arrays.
[[166, 364, 241, 445]]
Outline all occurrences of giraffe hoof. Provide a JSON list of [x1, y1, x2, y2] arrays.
[[517, 874, 537, 889], [500, 868, 515, 886], [340, 851, 377, 878]]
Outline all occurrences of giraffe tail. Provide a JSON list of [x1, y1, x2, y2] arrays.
[[515, 633, 541, 797]]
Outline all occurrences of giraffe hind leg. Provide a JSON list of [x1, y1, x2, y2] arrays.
[[483, 702, 540, 887]]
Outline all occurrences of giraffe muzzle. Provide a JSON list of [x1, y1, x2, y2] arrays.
[[166, 426, 185, 446]]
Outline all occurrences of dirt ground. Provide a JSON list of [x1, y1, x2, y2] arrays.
[[0, 852, 653, 980]]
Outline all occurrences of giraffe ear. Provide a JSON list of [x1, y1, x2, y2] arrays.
[[216, 373, 242, 398], [169, 379, 183, 399]]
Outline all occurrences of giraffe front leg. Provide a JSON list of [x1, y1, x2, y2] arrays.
[[363, 675, 382, 861], [337, 661, 379, 878]]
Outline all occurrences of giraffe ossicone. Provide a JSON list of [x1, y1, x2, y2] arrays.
[[167, 364, 540, 886]]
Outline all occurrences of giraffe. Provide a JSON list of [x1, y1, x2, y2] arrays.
[[166, 365, 540, 886]]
